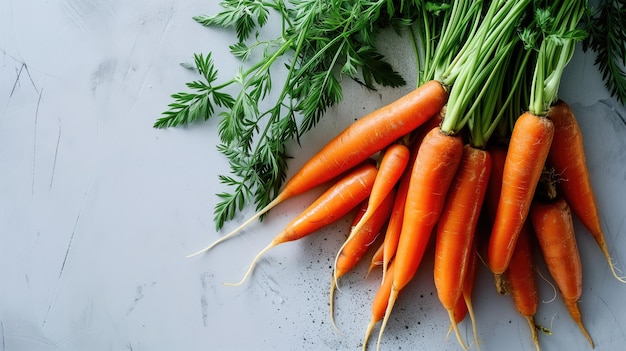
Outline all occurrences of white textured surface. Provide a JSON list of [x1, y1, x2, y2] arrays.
[[1, 1, 625, 350]]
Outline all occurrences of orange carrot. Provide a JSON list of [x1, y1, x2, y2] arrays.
[[505, 221, 540, 351], [434, 145, 491, 349], [330, 190, 395, 331], [190, 80, 447, 256], [377, 127, 464, 350], [381, 113, 443, 281], [348, 143, 409, 243], [530, 197, 594, 348], [487, 112, 554, 279], [482, 144, 508, 293], [546, 100, 625, 283], [363, 260, 395, 351], [224, 162, 378, 286]]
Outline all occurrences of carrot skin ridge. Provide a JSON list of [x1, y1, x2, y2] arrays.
[[226, 162, 378, 286], [487, 112, 554, 275], [530, 198, 594, 348], [434, 145, 491, 350], [546, 100, 625, 283]]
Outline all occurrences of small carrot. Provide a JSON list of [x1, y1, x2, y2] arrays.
[[505, 221, 540, 351], [547, 100, 625, 283], [530, 197, 594, 348], [377, 127, 464, 350], [224, 162, 378, 286], [380, 113, 443, 282], [348, 143, 409, 244], [434, 145, 491, 350], [330, 190, 395, 332], [189, 80, 447, 256], [363, 260, 395, 351], [487, 112, 554, 279]]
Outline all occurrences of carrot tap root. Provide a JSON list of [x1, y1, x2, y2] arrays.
[[187, 194, 289, 258], [362, 318, 378, 351], [376, 288, 399, 351], [223, 241, 277, 287], [526, 316, 540, 351], [329, 275, 345, 335], [447, 309, 469, 351], [564, 299, 594, 349]]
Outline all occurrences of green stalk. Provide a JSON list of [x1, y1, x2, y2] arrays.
[[441, 0, 531, 134]]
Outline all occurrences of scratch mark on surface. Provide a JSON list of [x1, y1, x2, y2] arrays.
[[10, 62, 40, 98], [9, 63, 25, 98], [127, 286, 145, 315], [0, 320, 5, 351], [49, 116, 62, 191], [200, 273, 210, 327], [127, 3, 176, 116], [599, 99, 626, 127], [42, 185, 91, 326], [32, 86, 44, 196]]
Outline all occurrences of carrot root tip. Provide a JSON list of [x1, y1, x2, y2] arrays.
[[526, 316, 540, 351], [447, 309, 468, 351], [223, 242, 275, 286]]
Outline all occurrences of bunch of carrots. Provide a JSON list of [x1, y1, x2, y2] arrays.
[[187, 1, 624, 350]]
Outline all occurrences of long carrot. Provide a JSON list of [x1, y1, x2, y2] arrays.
[[530, 197, 594, 348], [505, 221, 540, 351], [224, 162, 378, 286], [189, 80, 447, 256], [380, 113, 443, 282], [377, 127, 464, 350], [330, 190, 395, 332], [434, 145, 491, 350], [546, 100, 625, 283], [487, 112, 554, 280]]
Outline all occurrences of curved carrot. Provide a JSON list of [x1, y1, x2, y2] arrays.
[[380, 113, 443, 282], [377, 127, 464, 350], [487, 112, 554, 278], [225, 162, 378, 286], [505, 221, 540, 351], [547, 100, 625, 283], [190, 80, 447, 256], [330, 190, 395, 332], [348, 143, 409, 243], [434, 145, 491, 350], [530, 198, 594, 348]]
